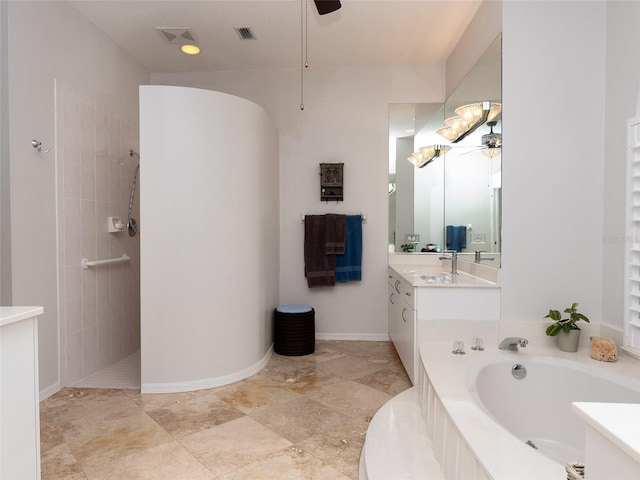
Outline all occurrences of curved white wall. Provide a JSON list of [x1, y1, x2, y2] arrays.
[[139, 86, 279, 393]]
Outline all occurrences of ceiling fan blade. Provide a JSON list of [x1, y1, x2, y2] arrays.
[[314, 0, 342, 15]]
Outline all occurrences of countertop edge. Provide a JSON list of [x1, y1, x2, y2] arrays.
[[0, 306, 44, 327]]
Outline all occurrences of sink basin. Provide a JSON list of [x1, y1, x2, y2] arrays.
[[419, 272, 453, 284]]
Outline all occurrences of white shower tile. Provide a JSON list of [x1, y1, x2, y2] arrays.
[[64, 230, 82, 267], [110, 343, 124, 365], [66, 297, 83, 334], [96, 202, 110, 234], [108, 116, 122, 172], [81, 102, 96, 158], [82, 231, 97, 261], [96, 266, 110, 294], [97, 319, 111, 357], [97, 288, 111, 323], [65, 266, 82, 301], [111, 284, 123, 314], [81, 199, 97, 232], [63, 164, 81, 199], [83, 354, 99, 379], [83, 324, 98, 358], [96, 109, 109, 158], [97, 231, 110, 263], [110, 313, 123, 347], [67, 330, 83, 384], [96, 165, 110, 202], [109, 172, 122, 204], [81, 161, 96, 200], [63, 127, 81, 167], [109, 233, 123, 258], [64, 197, 82, 234], [81, 266, 97, 300], [82, 291, 97, 328]]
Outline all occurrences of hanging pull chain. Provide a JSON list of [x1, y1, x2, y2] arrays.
[[300, 0, 308, 110]]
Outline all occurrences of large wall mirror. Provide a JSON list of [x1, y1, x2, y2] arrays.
[[389, 34, 502, 267]]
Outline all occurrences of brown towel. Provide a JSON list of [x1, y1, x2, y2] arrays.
[[304, 215, 336, 287], [324, 214, 346, 254]]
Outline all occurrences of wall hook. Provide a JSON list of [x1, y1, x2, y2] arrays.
[[31, 139, 50, 154]]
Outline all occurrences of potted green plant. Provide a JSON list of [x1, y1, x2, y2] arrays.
[[544, 302, 590, 352]]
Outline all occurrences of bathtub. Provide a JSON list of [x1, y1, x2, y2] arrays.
[[417, 342, 640, 480]]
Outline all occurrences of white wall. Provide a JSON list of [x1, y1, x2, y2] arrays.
[[152, 64, 444, 338], [139, 86, 279, 392], [501, 1, 606, 321], [7, 1, 149, 396]]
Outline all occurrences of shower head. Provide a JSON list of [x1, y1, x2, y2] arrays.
[[129, 149, 140, 159]]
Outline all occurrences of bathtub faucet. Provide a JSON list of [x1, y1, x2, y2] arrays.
[[499, 337, 529, 351], [439, 250, 458, 274]]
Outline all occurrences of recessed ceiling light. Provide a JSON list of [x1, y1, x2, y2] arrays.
[[181, 44, 201, 55]]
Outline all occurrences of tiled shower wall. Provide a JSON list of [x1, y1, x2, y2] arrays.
[[56, 81, 141, 386]]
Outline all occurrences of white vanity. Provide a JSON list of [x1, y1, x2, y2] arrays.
[[388, 254, 500, 383], [1, 306, 43, 480]]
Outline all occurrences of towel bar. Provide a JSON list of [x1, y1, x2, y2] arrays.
[[82, 254, 130, 269], [301, 213, 367, 223]]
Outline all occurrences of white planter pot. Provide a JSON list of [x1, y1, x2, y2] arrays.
[[557, 329, 581, 352]]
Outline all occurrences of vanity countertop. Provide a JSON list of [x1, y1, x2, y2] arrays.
[[0, 306, 44, 327], [573, 402, 640, 463], [390, 264, 499, 288]]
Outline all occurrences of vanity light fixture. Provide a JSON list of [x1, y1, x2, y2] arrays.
[[437, 101, 501, 143], [407, 144, 451, 168], [482, 147, 501, 158], [180, 44, 201, 55]]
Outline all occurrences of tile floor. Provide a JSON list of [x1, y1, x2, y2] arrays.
[[40, 340, 411, 480]]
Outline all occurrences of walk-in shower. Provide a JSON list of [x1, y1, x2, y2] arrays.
[[127, 149, 140, 237]]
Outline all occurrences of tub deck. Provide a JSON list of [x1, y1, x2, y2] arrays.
[[361, 342, 640, 480]]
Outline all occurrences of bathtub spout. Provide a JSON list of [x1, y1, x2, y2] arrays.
[[499, 337, 529, 351]]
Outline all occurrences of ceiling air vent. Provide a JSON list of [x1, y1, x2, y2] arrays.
[[234, 27, 255, 40], [156, 27, 197, 45]]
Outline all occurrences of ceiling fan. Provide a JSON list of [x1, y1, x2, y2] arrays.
[[458, 121, 502, 157]]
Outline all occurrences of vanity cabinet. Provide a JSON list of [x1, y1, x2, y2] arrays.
[[388, 269, 417, 383], [1, 306, 43, 480]]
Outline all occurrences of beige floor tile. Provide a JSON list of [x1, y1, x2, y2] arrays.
[[315, 354, 389, 380], [80, 441, 217, 480], [355, 365, 412, 396], [41, 443, 87, 480], [67, 410, 173, 466], [249, 396, 353, 443], [40, 341, 411, 480], [143, 390, 244, 439], [296, 415, 370, 479], [215, 375, 302, 414], [180, 416, 292, 477], [218, 446, 352, 480], [309, 380, 392, 419]]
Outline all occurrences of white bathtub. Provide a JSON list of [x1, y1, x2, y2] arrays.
[[418, 342, 640, 480]]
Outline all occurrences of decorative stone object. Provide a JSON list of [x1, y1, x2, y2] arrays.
[[590, 337, 617, 362]]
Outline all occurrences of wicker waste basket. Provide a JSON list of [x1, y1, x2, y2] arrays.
[[274, 304, 315, 356]]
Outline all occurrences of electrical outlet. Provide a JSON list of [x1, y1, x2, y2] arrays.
[[471, 233, 486, 243]]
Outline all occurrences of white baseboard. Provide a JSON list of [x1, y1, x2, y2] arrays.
[[141, 344, 274, 394], [39, 381, 61, 402], [315, 333, 391, 341]]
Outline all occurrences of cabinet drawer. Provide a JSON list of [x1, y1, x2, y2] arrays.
[[388, 269, 404, 295], [403, 280, 416, 310]]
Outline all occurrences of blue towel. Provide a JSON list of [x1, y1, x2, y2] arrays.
[[446, 225, 467, 252], [335, 215, 362, 283]]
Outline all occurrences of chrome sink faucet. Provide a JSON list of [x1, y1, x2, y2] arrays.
[[499, 337, 529, 351], [439, 250, 458, 274], [474, 250, 495, 263]]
